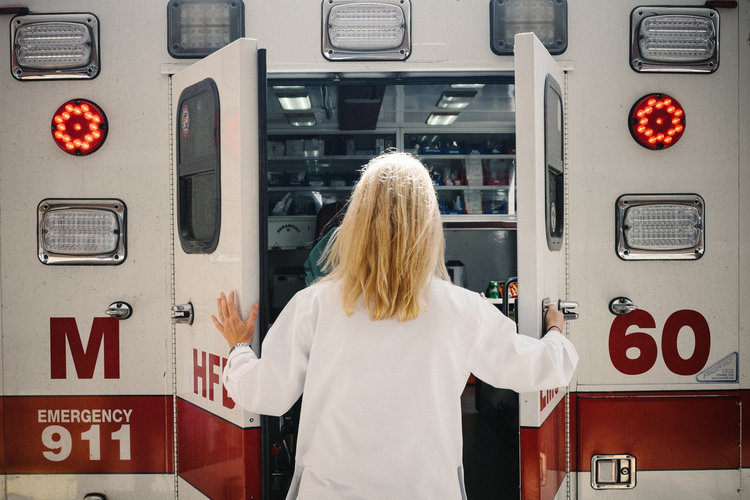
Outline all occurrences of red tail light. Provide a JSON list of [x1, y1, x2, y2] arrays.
[[51, 99, 108, 155], [629, 93, 685, 150]]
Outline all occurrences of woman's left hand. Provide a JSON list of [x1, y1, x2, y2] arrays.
[[211, 291, 259, 347]]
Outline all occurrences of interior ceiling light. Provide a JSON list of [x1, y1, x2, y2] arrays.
[[276, 91, 312, 111], [450, 83, 486, 89], [616, 194, 704, 260], [51, 99, 108, 155], [322, 0, 411, 61], [630, 7, 719, 73], [426, 112, 459, 126], [628, 93, 685, 150], [286, 113, 317, 127], [437, 91, 477, 110], [38, 199, 126, 265], [490, 0, 567, 56], [168, 0, 245, 58], [11, 13, 100, 80]]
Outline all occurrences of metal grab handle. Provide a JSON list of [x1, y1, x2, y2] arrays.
[[106, 302, 132, 320], [609, 297, 637, 316]]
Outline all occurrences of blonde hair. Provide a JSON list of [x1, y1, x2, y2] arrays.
[[322, 150, 449, 321]]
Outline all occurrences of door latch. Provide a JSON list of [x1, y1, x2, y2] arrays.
[[591, 454, 636, 489], [609, 296, 637, 316], [106, 302, 132, 320], [542, 298, 579, 323], [172, 303, 194, 325]]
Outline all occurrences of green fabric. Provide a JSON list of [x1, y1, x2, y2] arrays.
[[304, 228, 335, 286]]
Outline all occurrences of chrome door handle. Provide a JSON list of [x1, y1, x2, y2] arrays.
[[172, 303, 194, 325], [609, 297, 637, 316], [106, 301, 132, 320], [558, 300, 579, 320]]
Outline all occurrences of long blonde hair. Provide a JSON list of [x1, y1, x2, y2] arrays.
[[322, 150, 449, 321]]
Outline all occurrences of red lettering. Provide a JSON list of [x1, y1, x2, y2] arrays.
[[608, 309, 658, 375], [222, 357, 235, 409], [50, 317, 120, 379], [208, 353, 221, 401], [662, 310, 711, 376], [193, 349, 207, 398]]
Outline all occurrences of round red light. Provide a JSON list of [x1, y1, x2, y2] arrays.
[[51, 99, 108, 155], [629, 93, 685, 150]]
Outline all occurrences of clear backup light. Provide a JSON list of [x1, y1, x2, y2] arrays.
[[490, 0, 567, 56], [616, 194, 704, 260], [630, 7, 719, 73], [167, 0, 245, 58], [11, 13, 100, 80], [38, 199, 126, 265], [322, 0, 411, 61]]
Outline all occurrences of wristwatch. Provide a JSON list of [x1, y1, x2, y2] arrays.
[[229, 342, 252, 355]]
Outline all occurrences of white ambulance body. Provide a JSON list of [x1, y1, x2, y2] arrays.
[[0, 1, 748, 499]]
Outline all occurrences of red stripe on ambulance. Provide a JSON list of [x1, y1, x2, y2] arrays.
[[177, 398, 261, 499]]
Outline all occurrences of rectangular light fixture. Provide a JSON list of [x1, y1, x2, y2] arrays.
[[38, 199, 126, 265], [286, 113, 317, 127], [322, 0, 411, 61], [437, 91, 477, 110], [630, 7, 718, 73], [167, 0, 244, 58], [490, 0, 567, 56], [426, 112, 459, 126], [616, 194, 704, 260], [276, 91, 312, 111], [11, 13, 100, 80]]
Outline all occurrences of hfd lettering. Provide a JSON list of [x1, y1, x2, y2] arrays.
[[50, 317, 119, 379], [194, 349, 235, 409]]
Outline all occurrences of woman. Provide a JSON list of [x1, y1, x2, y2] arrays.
[[213, 150, 578, 499]]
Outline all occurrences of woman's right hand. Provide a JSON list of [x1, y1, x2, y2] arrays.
[[211, 291, 259, 347]]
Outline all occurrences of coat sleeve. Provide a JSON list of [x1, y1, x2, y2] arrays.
[[222, 291, 315, 416], [465, 300, 578, 393]]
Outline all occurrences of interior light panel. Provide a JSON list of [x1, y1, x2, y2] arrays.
[[490, 0, 567, 56], [616, 194, 704, 260], [322, 0, 411, 61], [11, 13, 100, 80], [628, 93, 685, 150], [630, 6, 719, 73], [51, 99, 108, 155], [38, 199, 126, 265], [168, 0, 245, 58]]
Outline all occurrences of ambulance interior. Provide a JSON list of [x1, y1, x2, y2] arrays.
[[263, 77, 520, 499]]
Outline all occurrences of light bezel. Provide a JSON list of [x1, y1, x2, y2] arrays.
[[10, 13, 100, 81], [615, 194, 705, 261], [322, 0, 411, 61], [167, 0, 245, 59], [38, 199, 126, 265], [630, 6, 719, 74]]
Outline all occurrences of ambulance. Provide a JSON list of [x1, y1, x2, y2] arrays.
[[0, 0, 747, 498]]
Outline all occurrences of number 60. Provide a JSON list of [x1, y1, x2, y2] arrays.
[[609, 309, 710, 376]]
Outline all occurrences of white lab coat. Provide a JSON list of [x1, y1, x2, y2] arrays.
[[223, 278, 578, 500]]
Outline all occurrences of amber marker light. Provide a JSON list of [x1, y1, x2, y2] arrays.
[[628, 93, 685, 150], [51, 99, 108, 155]]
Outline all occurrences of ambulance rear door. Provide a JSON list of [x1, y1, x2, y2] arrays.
[[170, 38, 264, 499], [514, 31, 575, 500]]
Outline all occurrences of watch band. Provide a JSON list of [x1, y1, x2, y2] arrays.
[[229, 342, 252, 355]]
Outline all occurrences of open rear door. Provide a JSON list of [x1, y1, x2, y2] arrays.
[[515, 32, 575, 500], [171, 38, 264, 499]]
